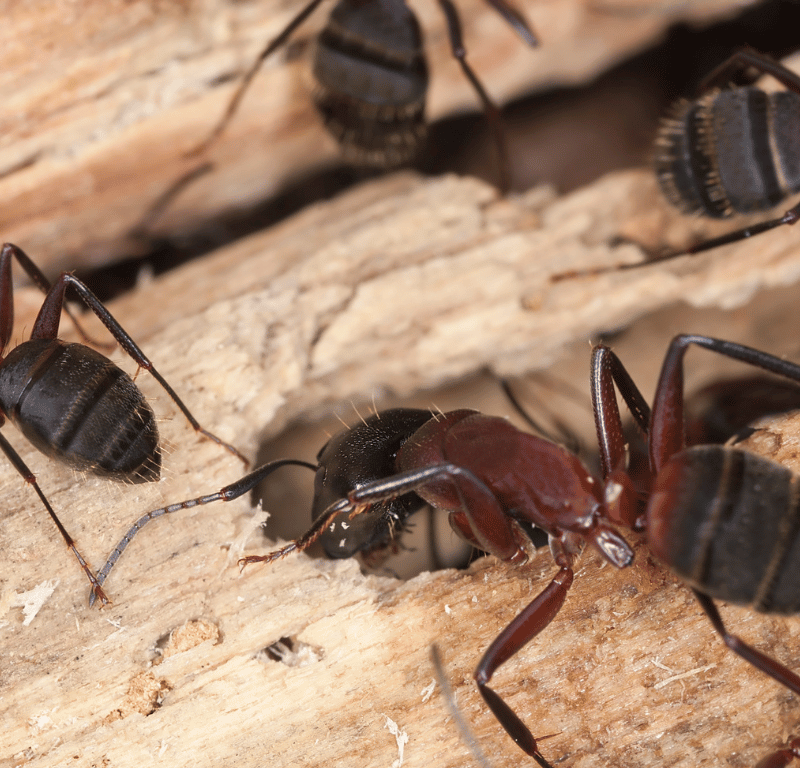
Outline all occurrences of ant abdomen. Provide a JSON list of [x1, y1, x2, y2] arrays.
[[0, 338, 161, 482], [655, 88, 800, 219], [312, 0, 429, 167], [648, 445, 800, 613]]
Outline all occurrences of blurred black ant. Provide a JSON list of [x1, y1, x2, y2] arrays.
[[95, 333, 800, 765], [0, 243, 246, 605], [554, 48, 800, 280], [191, 0, 538, 191], [653, 48, 800, 254]]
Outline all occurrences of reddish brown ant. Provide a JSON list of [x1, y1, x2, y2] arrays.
[[94, 333, 800, 764], [0, 243, 246, 605], [191, 0, 538, 191]]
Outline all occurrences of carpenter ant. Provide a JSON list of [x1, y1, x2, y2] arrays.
[[191, 0, 538, 191], [0, 243, 246, 606], [90, 384, 573, 595], [554, 48, 800, 281], [95, 333, 800, 764], [90, 407, 447, 601]]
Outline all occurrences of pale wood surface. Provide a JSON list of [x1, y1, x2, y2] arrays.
[[99, 168, 800, 454], [0, 0, 756, 273], [4, 163, 800, 767]]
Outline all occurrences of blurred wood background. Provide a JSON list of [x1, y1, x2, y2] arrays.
[[5, 1, 800, 767], [1, 0, 754, 271]]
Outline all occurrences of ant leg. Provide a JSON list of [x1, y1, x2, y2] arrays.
[[648, 335, 800, 475], [756, 738, 800, 768], [694, 587, 800, 694], [31, 272, 249, 466], [436, 0, 511, 193], [474, 558, 574, 767], [0, 243, 112, 351], [245, 462, 527, 566], [482, 0, 538, 47], [585, 344, 651, 528], [352, 463, 527, 560], [0, 430, 110, 605], [550, 197, 800, 281], [698, 48, 800, 96], [590, 344, 651, 477], [0, 245, 15, 353], [189, 0, 327, 156], [669, 200, 800, 259], [89, 459, 316, 605], [126, 163, 214, 243]]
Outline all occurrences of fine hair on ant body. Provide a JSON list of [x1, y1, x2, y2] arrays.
[[0, 243, 247, 605], [94, 333, 800, 765], [191, 0, 538, 191]]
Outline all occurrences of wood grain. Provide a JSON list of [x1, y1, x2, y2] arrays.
[[4, 164, 800, 767]]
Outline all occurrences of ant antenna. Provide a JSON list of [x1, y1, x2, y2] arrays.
[[430, 644, 494, 768]]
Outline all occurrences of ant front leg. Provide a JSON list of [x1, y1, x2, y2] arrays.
[[590, 344, 651, 472], [756, 738, 800, 768], [255, 462, 529, 564], [474, 545, 575, 768], [32, 272, 248, 465]]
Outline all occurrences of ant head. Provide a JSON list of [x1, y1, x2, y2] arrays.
[[310, 408, 433, 558]]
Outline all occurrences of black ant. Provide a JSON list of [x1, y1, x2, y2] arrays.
[[554, 48, 800, 280], [0, 243, 247, 606], [93, 333, 800, 765], [191, 0, 538, 191], [90, 377, 577, 591], [90, 407, 459, 595], [653, 48, 800, 255]]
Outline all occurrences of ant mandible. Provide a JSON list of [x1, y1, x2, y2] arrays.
[[0, 243, 247, 606], [191, 0, 538, 191], [93, 333, 800, 765]]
